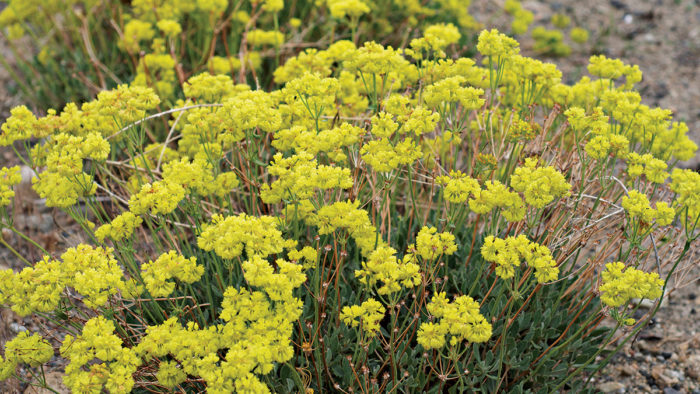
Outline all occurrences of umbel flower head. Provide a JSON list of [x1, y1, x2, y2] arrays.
[[599, 262, 664, 308], [510, 157, 571, 208], [340, 298, 386, 337], [417, 292, 492, 349], [0, 166, 21, 206], [0, 332, 54, 380], [481, 235, 559, 283], [355, 246, 422, 295]]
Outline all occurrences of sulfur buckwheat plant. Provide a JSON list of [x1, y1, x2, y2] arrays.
[[0, 0, 590, 111], [0, 19, 698, 394]]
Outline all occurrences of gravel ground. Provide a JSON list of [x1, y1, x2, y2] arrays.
[[1, 0, 699, 393]]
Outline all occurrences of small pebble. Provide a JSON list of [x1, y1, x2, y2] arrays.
[[599, 381, 625, 393]]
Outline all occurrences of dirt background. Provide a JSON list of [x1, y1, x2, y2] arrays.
[[1, 0, 699, 393]]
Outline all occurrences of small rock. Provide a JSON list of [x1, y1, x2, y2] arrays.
[[652, 364, 680, 387], [686, 355, 700, 380], [667, 369, 684, 381], [20, 165, 36, 184], [664, 388, 681, 394], [599, 381, 625, 393], [610, 0, 628, 10], [10, 322, 27, 333], [620, 364, 637, 376], [623, 14, 634, 24], [661, 352, 673, 360], [687, 366, 700, 380], [638, 340, 659, 354]]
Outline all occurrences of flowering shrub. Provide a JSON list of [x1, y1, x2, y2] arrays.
[[0, 0, 589, 110], [1, 18, 698, 394]]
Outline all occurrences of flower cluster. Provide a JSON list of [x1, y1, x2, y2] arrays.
[[340, 298, 386, 338], [260, 152, 353, 203], [313, 200, 383, 256], [417, 292, 492, 349], [0, 166, 21, 207], [141, 251, 204, 297], [95, 212, 144, 243], [0, 332, 53, 380], [360, 138, 423, 172], [481, 235, 559, 283], [625, 153, 668, 184], [0, 17, 696, 392], [599, 262, 664, 308], [621, 190, 675, 227], [242, 255, 306, 301], [198, 214, 286, 260], [670, 169, 700, 230], [469, 181, 526, 222], [510, 157, 571, 208], [413, 226, 458, 260], [477, 29, 520, 58], [0, 245, 132, 316], [60, 316, 141, 393], [355, 246, 422, 295], [437, 170, 481, 204]]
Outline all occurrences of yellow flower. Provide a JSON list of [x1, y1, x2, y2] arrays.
[[95, 211, 143, 243], [0, 166, 21, 207], [355, 246, 421, 295], [414, 226, 458, 260], [481, 235, 559, 283], [417, 292, 491, 349], [128, 180, 186, 216], [476, 29, 520, 58], [571, 27, 589, 44], [156, 360, 187, 390], [436, 170, 480, 204], [119, 20, 154, 52], [0, 332, 53, 380], [469, 180, 526, 222], [198, 214, 286, 260], [262, 0, 284, 12], [345, 41, 408, 76], [588, 55, 625, 79], [670, 169, 700, 229], [156, 19, 182, 37], [599, 262, 664, 307], [60, 316, 141, 393], [247, 29, 285, 47], [141, 251, 204, 297], [0, 106, 36, 146], [360, 138, 422, 172], [328, 0, 370, 19], [510, 157, 571, 208], [621, 190, 656, 224], [340, 298, 386, 337], [242, 255, 306, 301]]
